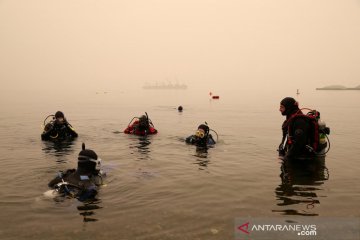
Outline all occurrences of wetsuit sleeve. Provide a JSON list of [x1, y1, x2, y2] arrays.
[[278, 132, 286, 156], [65, 123, 78, 137], [185, 135, 196, 144], [278, 120, 288, 154], [286, 118, 309, 158], [48, 176, 62, 188], [48, 169, 76, 188]]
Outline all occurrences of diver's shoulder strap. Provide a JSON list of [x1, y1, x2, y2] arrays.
[[63, 169, 76, 177]]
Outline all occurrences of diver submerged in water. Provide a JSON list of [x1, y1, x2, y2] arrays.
[[124, 112, 157, 136], [185, 123, 217, 147], [278, 97, 330, 159], [48, 143, 105, 201], [41, 111, 78, 141]]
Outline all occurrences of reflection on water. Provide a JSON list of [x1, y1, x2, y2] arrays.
[[1, 90, 359, 239], [77, 200, 102, 222], [273, 157, 329, 216], [127, 136, 158, 180], [128, 136, 152, 160], [42, 140, 76, 157], [193, 146, 210, 170], [50, 189, 103, 222]]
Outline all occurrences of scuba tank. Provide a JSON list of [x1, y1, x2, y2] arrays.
[[314, 114, 330, 154], [318, 119, 327, 145], [285, 109, 331, 156]]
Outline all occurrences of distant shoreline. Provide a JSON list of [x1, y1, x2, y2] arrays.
[[316, 88, 360, 90]]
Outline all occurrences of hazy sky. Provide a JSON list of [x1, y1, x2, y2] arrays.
[[1, 0, 359, 94]]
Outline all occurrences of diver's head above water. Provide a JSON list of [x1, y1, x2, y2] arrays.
[[54, 111, 66, 124], [138, 115, 150, 130], [280, 97, 299, 117], [196, 124, 210, 138], [185, 122, 216, 147], [193, 124, 210, 146], [77, 143, 101, 175]]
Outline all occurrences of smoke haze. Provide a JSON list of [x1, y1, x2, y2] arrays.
[[1, 0, 359, 96]]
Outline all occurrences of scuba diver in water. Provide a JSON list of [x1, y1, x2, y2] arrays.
[[124, 112, 157, 136], [48, 143, 104, 201], [41, 111, 78, 141], [185, 123, 217, 147], [278, 97, 330, 159]]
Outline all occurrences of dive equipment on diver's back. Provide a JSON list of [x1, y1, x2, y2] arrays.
[[124, 112, 158, 136], [318, 120, 327, 145], [283, 108, 331, 157]]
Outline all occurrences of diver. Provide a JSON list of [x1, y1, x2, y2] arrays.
[[278, 97, 330, 159], [124, 112, 157, 136], [41, 111, 78, 141], [185, 123, 217, 147], [48, 143, 105, 201]]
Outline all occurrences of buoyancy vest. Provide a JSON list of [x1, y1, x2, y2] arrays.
[[124, 120, 158, 135], [286, 109, 321, 153]]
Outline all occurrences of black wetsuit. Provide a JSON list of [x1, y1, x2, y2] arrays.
[[281, 115, 312, 158], [48, 169, 103, 201], [41, 122, 78, 141], [186, 134, 216, 147]]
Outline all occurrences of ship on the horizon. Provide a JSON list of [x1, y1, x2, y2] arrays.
[[316, 84, 360, 90], [142, 81, 188, 90]]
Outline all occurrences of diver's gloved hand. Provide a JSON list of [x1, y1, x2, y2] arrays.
[[185, 136, 194, 144], [44, 123, 54, 132]]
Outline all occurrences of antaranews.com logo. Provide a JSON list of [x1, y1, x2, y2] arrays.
[[237, 221, 316, 236], [234, 217, 359, 240]]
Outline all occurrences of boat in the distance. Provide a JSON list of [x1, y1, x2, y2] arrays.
[[143, 81, 187, 90]]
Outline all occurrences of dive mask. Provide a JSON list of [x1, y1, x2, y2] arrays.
[[195, 129, 206, 139], [78, 155, 102, 171]]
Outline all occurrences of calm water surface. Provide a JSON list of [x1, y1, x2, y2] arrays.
[[0, 88, 359, 239]]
